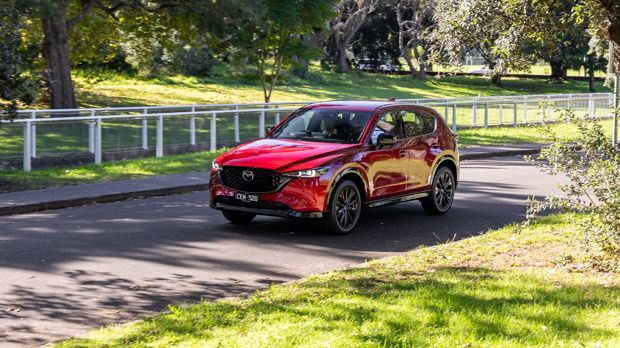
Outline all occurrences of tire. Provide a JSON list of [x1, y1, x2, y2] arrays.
[[222, 210, 256, 224], [323, 180, 362, 235], [421, 166, 455, 215]]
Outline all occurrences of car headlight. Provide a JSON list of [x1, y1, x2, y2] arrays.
[[283, 167, 329, 178], [211, 159, 222, 172]]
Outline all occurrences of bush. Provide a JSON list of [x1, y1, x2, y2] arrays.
[[523, 110, 620, 267]]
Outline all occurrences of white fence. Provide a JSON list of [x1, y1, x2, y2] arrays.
[[0, 93, 613, 171]]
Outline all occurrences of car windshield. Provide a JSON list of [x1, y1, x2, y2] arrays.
[[268, 108, 372, 144]]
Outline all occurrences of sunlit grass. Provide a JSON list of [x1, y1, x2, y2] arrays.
[[0, 149, 227, 192], [457, 119, 615, 148], [68, 67, 612, 109], [54, 214, 619, 347]]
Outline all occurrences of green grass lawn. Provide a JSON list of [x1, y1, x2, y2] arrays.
[[53, 214, 619, 347], [0, 149, 227, 193], [69, 67, 610, 109]]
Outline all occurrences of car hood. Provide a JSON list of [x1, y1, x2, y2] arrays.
[[216, 139, 359, 171]]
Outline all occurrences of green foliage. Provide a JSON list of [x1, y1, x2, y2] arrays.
[[427, 0, 531, 83], [524, 111, 620, 266], [231, 0, 338, 102], [0, 1, 36, 120], [1, 149, 228, 192]]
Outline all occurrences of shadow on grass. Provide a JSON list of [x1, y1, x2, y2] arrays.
[[57, 266, 619, 347]]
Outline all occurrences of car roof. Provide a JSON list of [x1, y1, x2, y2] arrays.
[[304, 100, 423, 112]]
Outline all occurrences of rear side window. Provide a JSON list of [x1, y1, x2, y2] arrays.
[[373, 109, 437, 142]]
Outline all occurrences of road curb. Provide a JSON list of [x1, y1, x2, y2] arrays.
[[0, 148, 542, 216], [460, 148, 541, 161], [0, 183, 209, 216]]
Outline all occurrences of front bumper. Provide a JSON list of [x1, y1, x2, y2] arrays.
[[209, 171, 330, 218]]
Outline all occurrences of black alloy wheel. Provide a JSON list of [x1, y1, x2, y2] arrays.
[[222, 210, 256, 224], [323, 180, 362, 235], [421, 166, 455, 215]]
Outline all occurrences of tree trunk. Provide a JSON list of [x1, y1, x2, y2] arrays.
[[183, 46, 198, 73], [491, 74, 502, 87], [550, 61, 563, 81], [588, 68, 596, 92], [41, 2, 78, 110], [417, 63, 427, 79], [337, 44, 349, 72]]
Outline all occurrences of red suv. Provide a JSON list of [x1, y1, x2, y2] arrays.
[[210, 101, 459, 234]]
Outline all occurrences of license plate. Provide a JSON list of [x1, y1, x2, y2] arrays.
[[235, 192, 259, 203]]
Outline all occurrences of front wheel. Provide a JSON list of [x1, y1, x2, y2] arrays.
[[222, 210, 256, 224], [323, 180, 362, 235], [421, 166, 455, 215]]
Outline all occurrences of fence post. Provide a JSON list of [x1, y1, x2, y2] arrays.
[[156, 114, 163, 158], [499, 98, 503, 125], [142, 107, 148, 150], [452, 104, 457, 132], [234, 105, 240, 143], [190, 106, 196, 146], [543, 96, 551, 124], [588, 93, 594, 117], [523, 96, 528, 123], [23, 120, 32, 172], [30, 111, 37, 158], [259, 110, 266, 137], [513, 102, 517, 128], [472, 101, 477, 127], [211, 112, 217, 152], [275, 103, 280, 125], [95, 118, 102, 164], [484, 102, 488, 129], [89, 110, 95, 154]]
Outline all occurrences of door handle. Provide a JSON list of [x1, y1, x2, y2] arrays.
[[399, 150, 407, 157]]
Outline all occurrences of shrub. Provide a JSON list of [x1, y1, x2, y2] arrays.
[[523, 110, 620, 267]]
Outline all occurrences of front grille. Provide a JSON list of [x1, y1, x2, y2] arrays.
[[220, 166, 287, 193]]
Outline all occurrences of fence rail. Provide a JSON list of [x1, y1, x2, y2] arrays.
[[0, 93, 613, 171]]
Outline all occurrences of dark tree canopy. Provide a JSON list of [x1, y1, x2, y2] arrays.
[[0, 1, 35, 119]]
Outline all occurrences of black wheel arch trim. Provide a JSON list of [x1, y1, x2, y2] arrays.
[[325, 167, 368, 210], [430, 156, 459, 188]]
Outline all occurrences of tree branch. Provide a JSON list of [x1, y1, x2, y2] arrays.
[[67, 0, 99, 32]]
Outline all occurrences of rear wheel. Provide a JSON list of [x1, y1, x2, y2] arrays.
[[323, 180, 362, 235], [421, 166, 455, 215], [222, 210, 256, 224]]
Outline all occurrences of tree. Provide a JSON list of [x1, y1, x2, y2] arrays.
[[0, 1, 35, 120], [326, 0, 379, 72], [234, 0, 337, 102], [350, 3, 401, 69], [14, 0, 200, 110], [427, 0, 531, 87], [394, 0, 434, 79]]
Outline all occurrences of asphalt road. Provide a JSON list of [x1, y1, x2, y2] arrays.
[[0, 156, 566, 347]]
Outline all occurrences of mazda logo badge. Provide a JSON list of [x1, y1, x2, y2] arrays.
[[242, 170, 255, 182]]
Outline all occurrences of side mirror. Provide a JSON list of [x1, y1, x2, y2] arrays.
[[376, 133, 397, 148], [265, 126, 275, 135]]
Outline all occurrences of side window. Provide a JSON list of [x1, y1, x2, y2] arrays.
[[401, 110, 436, 138], [371, 110, 404, 143], [418, 111, 436, 134]]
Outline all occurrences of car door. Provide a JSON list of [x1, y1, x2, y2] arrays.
[[401, 108, 437, 190], [364, 109, 410, 199]]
